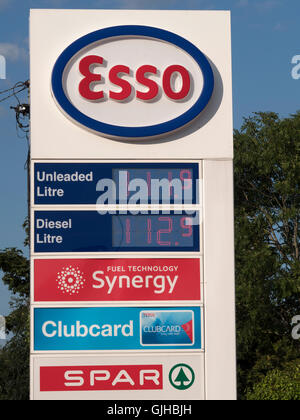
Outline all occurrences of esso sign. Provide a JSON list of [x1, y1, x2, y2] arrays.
[[52, 25, 214, 140]]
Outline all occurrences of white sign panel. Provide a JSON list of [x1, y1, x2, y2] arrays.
[[30, 9, 232, 159], [31, 354, 205, 400]]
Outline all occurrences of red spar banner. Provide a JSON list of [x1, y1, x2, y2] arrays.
[[40, 365, 163, 391]]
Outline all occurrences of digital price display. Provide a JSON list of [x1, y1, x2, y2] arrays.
[[112, 215, 195, 248], [34, 210, 200, 253], [112, 166, 197, 204], [34, 162, 199, 205]]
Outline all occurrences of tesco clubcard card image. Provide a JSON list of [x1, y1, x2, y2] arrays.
[[140, 310, 195, 346]]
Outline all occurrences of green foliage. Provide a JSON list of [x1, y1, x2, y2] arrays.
[[0, 248, 29, 297], [0, 246, 30, 400], [234, 111, 300, 399], [0, 297, 29, 401], [246, 360, 300, 400]]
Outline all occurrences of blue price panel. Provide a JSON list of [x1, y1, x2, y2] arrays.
[[34, 307, 202, 352], [34, 162, 199, 205], [34, 210, 200, 253]]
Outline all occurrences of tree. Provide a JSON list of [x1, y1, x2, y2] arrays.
[[234, 111, 300, 399], [246, 359, 300, 400], [0, 84, 30, 401], [0, 295, 30, 401], [0, 237, 30, 400]]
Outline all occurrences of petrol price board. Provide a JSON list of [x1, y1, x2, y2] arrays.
[[33, 210, 200, 253], [30, 9, 236, 401], [33, 162, 200, 205]]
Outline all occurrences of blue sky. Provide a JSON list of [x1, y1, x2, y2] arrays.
[[0, 0, 300, 320]]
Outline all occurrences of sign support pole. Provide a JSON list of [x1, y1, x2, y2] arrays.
[[203, 160, 236, 400]]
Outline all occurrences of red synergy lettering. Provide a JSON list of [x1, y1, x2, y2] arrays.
[[78, 55, 191, 101]]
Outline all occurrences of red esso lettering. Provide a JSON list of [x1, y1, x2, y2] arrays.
[[78, 55, 191, 102], [163, 65, 191, 100], [109, 65, 131, 101], [136, 65, 159, 101], [79, 55, 104, 101]]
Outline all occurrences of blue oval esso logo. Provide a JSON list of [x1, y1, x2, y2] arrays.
[[51, 25, 215, 140]]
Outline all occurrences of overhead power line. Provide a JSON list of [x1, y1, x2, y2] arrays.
[[0, 80, 29, 104], [0, 80, 30, 140]]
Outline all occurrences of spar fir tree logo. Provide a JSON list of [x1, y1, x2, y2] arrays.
[[169, 364, 195, 390], [56, 266, 86, 296]]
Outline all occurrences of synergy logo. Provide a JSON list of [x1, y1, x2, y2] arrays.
[[51, 25, 214, 139], [40, 365, 163, 392], [56, 266, 86, 296], [140, 310, 194, 346]]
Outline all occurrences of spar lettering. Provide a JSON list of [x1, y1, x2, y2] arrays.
[[79, 55, 191, 102], [40, 365, 163, 392], [64, 366, 161, 389]]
